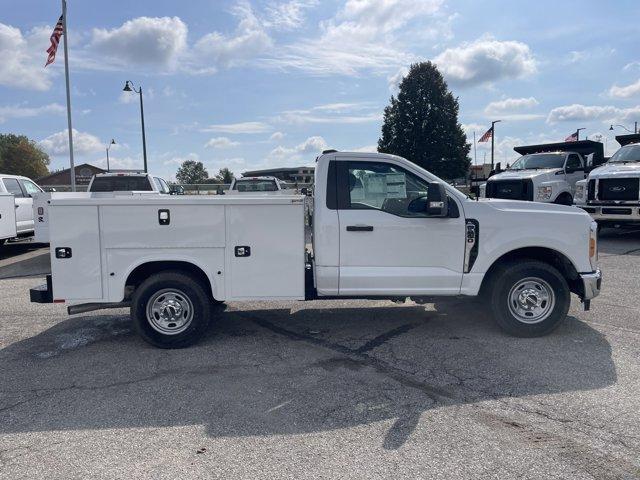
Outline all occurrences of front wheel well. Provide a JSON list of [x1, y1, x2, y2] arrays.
[[479, 247, 582, 297], [125, 261, 214, 300]]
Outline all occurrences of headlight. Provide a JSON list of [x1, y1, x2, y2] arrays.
[[575, 184, 585, 200], [537, 185, 552, 200], [589, 221, 598, 270]]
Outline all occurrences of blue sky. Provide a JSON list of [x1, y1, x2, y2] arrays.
[[1, 0, 639, 180]]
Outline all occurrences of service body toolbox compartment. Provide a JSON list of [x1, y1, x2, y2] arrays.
[[43, 195, 306, 304]]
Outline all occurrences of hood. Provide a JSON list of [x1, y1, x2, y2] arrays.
[[488, 168, 560, 181], [475, 198, 578, 214], [589, 162, 640, 179]]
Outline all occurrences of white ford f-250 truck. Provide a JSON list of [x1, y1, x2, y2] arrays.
[[574, 142, 640, 227], [480, 141, 604, 205], [30, 151, 601, 348]]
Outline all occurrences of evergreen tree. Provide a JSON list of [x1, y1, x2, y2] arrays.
[[378, 62, 470, 179]]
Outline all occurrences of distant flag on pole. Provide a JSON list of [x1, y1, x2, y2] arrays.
[[45, 15, 64, 67], [565, 132, 578, 142], [478, 127, 493, 143]]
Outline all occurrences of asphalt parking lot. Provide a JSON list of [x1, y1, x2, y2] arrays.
[[0, 230, 639, 479]]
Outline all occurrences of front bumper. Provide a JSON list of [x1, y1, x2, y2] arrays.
[[579, 205, 640, 223], [580, 268, 602, 301]]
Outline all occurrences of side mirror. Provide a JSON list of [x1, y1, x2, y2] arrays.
[[426, 182, 448, 217]]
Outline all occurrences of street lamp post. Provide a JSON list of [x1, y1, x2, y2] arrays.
[[123, 81, 148, 173], [106, 139, 116, 172], [610, 123, 638, 134], [575, 127, 586, 141]]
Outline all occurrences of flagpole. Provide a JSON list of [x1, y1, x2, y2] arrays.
[[61, 0, 76, 192]]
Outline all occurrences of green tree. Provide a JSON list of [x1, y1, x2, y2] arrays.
[[0, 134, 50, 179], [176, 160, 208, 184], [378, 62, 471, 180], [214, 167, 235, 184]]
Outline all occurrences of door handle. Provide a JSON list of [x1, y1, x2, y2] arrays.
[[346, 225, 373, 232]]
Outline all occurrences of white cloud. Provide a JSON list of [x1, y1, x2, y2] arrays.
[[0, 103, 65, 123], [388, 66, 408, 92], [484, 97, 542, 120], [39, 129, 104, 156], [194, 2, 273, 69], [484, 97, 539, 114], [275, 102, 381, 124], [609, 79, 640, 99], [90, 17, 188, 68], [204, 137, 240, 149], [0, 23, 54, 91], [201, 121, 272, 134], [163, 152, 200, 166], [546, 103, 640, 126], [435, 37, 537, 87], [266, 0, 443, 75], [264, 0, 318, 30], [268, 136, 328, 165], [269, 131, 285, 141]]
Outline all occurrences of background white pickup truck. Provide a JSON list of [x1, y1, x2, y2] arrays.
[[574, 142, 640, 226], [31, 152, 601, 348], [0, 173, 44, 237], [480, 151, 587, 205], [0, 192, 17, 245]]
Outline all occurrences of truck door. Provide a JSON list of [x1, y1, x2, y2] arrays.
[[336, 160, 465, 296], [1, 178, 30, 233], [565, 154, 586, 193]]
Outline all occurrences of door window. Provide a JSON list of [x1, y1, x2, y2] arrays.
[[19, 179, 42, 196], [342, 162, 431, 217], [2, 178, 25, 198], [566, 154, 583, 170]]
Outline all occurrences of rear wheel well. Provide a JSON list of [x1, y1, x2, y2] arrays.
[[480, 247, 582, 297], [125, 261, 214, 300]]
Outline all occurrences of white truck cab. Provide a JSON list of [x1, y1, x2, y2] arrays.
[[227, 176, 286, 194], [0, 173, 43, 237], [574, 141, 640, 226], [30, 151, 601, 348]]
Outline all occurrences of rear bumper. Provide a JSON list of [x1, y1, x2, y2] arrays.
[[579, 205, 640, 223], [30, 275, 53, 303], [580, 269, 602, 300]]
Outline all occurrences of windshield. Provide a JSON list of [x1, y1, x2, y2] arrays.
[[233, 180, 278, 192], [89, 176, 152, 192], [510, 153, 565, 170], [609, 144, 640, 163]]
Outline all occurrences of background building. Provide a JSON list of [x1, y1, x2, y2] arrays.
[[36, 164, 106, 188]]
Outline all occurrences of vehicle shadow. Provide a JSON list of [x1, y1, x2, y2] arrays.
[[0, 301, 615, 450], [0, 241, 48, 261]]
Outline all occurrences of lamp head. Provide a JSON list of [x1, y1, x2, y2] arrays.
[[110, 139, 116, 145], [122, 81, 132, 92], [609, 125, 614, 131]]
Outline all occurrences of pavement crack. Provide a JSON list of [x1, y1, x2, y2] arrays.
[[353, 323, 417, 354]]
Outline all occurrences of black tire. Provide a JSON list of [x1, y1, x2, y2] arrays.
[[489, 260, 570, 337], [131, 271, 212, 348], [554, 193, 573, 206]]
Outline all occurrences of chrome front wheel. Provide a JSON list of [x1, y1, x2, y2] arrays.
[[507, 277, 555, 324]]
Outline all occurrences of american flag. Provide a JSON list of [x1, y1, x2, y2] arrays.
[[478, 127, 493, 142], [45, 15, 64, 67], [564, 132, 578, 142]]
